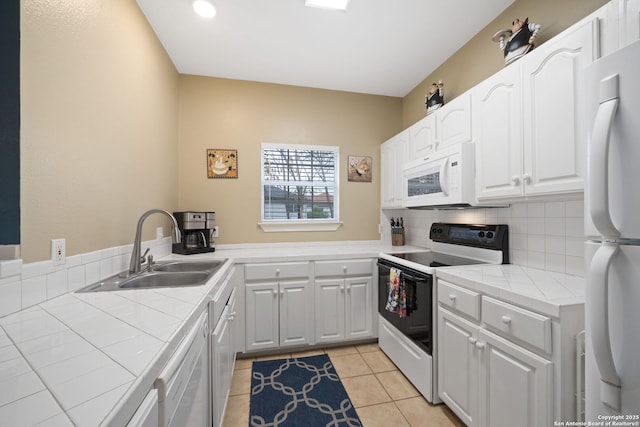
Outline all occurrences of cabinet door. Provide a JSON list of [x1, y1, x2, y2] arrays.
[[315, 278, 346, 343], [345, 276, 373, 340], [245, 282, 279, 351], [473, 64, 524, 200], [127, 389, 158, 427], [381, 131, 409, 208], [521, 19, 598, 196], [436, 92, 472, 150], [477, 329, 553, 427], [280, 279, 314, 347], [438, 308, 478, 427], [409, 114, 437, 160], [621, 0, 640, 47], [380, 139, 396, 208], [212, 305, 232, 427]]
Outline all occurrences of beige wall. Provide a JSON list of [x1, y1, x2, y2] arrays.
[[178, 76, 401, 244], [20, 0, 179, 262], [402, 0, 609, 128]]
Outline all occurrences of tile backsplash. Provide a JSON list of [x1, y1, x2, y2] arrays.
[[0, 238, 172, 318], [382, 199, 585, 277]]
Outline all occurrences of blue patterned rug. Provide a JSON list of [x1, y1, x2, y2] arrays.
[[249, 354, 362, 427]]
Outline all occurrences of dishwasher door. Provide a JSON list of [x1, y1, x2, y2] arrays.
[[156, 310, 209, 427]]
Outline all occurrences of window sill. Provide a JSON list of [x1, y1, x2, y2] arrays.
[[258, 221, 343, 233]]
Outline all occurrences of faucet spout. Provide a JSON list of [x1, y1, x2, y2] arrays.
[[129, 209, 182, 274]]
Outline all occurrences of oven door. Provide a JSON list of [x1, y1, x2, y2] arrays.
[[377, 259, 433, 355]]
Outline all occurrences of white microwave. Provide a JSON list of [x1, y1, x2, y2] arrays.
[[402, 142, 476, 208]]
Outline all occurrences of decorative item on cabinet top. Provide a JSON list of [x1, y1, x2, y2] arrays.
[[492, 17, 541, 66], [207, 148, 238, 179], [424, 80, 444, 114]]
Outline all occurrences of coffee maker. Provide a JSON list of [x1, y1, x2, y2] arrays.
[[172, 211, 216, 255]]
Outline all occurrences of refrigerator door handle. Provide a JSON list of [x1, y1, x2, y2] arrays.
[[589, 74, 620, 238], [588, 242, 621, 411]]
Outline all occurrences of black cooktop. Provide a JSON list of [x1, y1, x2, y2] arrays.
[[384, 223, 510, 267], [390, 251, 485, 268]]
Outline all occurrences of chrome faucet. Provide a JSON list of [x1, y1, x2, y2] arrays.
[[129, 209, 182, 275]]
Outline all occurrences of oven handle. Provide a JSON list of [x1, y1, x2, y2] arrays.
[[377, 261, 430, 283]]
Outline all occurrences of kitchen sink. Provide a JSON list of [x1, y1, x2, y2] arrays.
[[152, 260, 225, 273], [76, 259, 227, 292], [119, 271, 210, 289]]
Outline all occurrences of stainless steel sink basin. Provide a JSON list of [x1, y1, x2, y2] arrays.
[[152, 260, 225, 273], [119, 271, 211, 289], [76, 259, 227, 292]]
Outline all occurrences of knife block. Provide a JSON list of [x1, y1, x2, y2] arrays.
[[391, 226, 405, 246]]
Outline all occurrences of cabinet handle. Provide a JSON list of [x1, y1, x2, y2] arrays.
[[448, 294, 456, 301], [340, 285, 345, 293], [468, 337, 477, 345], [501, 315, 511, 325], [522, 173, 531, 184], [346, 285, 351, 293], [343, 266, 347, 273], [275, 268, 281, 276], [475, 342, 486, 350], [511, 176, 520, 185]]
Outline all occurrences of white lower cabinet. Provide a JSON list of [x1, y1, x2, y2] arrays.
[[127, 389, 158, 427], [438, 308, 478, 426], [245, 262, 313, 351], [211, 289, 236, 427], [439, 305, 551, 427], [314, 259, 375, 344], [477, 329, 552, 427], [315, 276, 373, 343], [437, 277, 582, 427]]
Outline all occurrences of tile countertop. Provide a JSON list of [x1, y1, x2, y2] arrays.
[[435, 264, 585, 318], [0, 241, 404, 426]]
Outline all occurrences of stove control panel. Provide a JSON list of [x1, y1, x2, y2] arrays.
[[430, 222, 509, 255]]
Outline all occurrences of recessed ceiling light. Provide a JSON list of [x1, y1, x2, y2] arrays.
[[305, 0, 350, 11], [192, 0, 216, 18]]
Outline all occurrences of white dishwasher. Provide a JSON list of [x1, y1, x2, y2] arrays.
[[156, 310, 209, 427]]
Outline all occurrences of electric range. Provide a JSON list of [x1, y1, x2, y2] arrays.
[[377, 222, 509, 404]]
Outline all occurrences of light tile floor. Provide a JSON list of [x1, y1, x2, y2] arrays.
[[222, 343, 465, 427]]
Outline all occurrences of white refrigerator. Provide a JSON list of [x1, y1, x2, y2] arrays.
[[584, 39, 640, 421]]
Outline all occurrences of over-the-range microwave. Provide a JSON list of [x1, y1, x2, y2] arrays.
[[402, 142, 476, 208]]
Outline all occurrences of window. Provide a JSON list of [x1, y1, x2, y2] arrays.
[[261, 143, 340, 231]]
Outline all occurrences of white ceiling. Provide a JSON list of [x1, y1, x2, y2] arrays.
[[136, 0, 515, 97]]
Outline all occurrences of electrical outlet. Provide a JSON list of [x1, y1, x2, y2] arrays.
[[51, 239, 66, 266], [211, 226, 219, 238], [156, 227, 164, 239]]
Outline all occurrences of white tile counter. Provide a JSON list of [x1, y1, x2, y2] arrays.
[[435, 264, 585, 317], [0, 240, 396, 426]]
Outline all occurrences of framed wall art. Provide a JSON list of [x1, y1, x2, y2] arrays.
[[207, 149, 238, 179], [348, 155, 372, 182]]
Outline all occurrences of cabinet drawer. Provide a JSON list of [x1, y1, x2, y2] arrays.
[[245, 262, 310, 281], [482, 296, 552, 354], [437, 280, 480, 321], [315, 259, 373, 277]]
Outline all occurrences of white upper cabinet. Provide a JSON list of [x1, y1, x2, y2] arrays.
[[474, 63, 524, 200], [620, 0, 640, 46], [435, 92, 472, 151], [381, 130, 409, 209], [408, 113, 436, 159], [407, 92, 472, 161], [474, 18, 598, 202], [521, 18, 598, 197]]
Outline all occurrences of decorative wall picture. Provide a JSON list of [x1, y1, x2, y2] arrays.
[[207, 149, 238, 179], [348, 155, 372, 182]]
